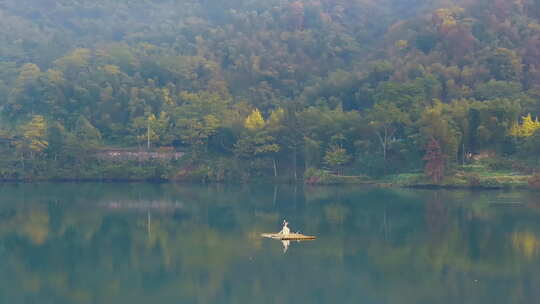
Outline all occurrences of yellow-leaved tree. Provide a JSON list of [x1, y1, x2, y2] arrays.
[[244, 109, 265, 130], [509, 113, 540, 137], [512, 231, 540, 260], [267, 107, 285, 129], [15, 115, 48, 168], [22, 115, 48, 154]]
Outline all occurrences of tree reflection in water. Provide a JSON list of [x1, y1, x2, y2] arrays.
[[0, 183, 539, 303]]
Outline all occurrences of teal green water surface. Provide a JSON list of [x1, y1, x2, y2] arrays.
[[0, 183, 539, 303]]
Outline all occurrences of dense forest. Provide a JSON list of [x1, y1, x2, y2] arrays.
[[1, 0, 540, 184]]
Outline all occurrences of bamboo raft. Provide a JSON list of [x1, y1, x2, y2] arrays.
[[261, 233, 316, 240]]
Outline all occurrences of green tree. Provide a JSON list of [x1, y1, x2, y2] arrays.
[[177, 115, 220, 157], [46, 121, 69, 160], [367, 102, 410, 171], [281, 106, 305, 180], [473, 98, 521, 151], [304, 137, 322, 169], [53, 48, 91, 75], [418, 100, 460, 163], [323, 145, 351, 175], [446, 99, 472, 165], [234, 131, 280, 177], [4, 63, 43, 119], [474, 80, 522, 101], [525, 130, 540, 162], [74, 116, 102, 150], [484, 48, 522, 82], [172, 92, 231, 157], [132, 112, 171, 149]]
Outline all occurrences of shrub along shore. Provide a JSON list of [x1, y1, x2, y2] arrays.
[[1, 152, 538, 190]]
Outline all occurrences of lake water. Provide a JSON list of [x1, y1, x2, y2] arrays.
[[0, 183, 539, 304]]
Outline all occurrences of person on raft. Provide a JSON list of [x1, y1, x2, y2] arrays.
[[279, 220, 291, 235]]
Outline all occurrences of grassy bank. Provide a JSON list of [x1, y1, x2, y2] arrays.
[[1, 155, 537, 190], [378, 162, 534, 189], [303, 168, 375, 185], [382, 172, 531, 189], [304, 163, 535, 189]]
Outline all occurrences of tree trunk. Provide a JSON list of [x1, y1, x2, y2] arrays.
[[375, 127, 389, 174], [383, 126, 388, 164], [383, 142, 387, 163]]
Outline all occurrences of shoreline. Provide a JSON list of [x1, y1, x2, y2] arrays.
[[0, 177, 534, 191]]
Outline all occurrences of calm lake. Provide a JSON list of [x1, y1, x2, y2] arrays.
[[0, 183, 539, 303]]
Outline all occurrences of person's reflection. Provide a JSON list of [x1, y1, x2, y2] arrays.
[[281, 240, 290, 253]]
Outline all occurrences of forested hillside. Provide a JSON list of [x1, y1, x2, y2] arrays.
[[1, 0, 540, 183]]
